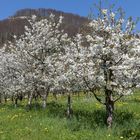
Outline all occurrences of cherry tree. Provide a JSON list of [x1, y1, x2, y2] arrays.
[[0, 46, 25, 106], [4, 14, 70, 108], [64, 8, 140, 127]]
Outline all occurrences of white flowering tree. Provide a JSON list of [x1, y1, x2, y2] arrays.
[[63, 8, 140, 127], [3, 14, 70, 108], [55, 58, 85, 118], [0, 46, 25, 106]]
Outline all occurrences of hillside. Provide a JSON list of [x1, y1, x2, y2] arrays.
[[0, 8, 88, 45]]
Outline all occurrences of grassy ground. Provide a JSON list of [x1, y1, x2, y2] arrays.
[[0, 92, 140, 140]]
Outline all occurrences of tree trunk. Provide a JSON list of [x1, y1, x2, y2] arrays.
[[34, 94, 38, 109], [42, 86, 50, 109], [105, 89, 114, 128], [77, 92, 80, 99], [67, 93, 72, 118], [11, 96, 14, 104], [0, 94, 2, 104], [53, 93, 57, 101], [19, 94, 23, 101], [27, 92, 33, 109], [4, 95, 7, 103], [42, 94, 47, 109], [14, 97, 18, 108]]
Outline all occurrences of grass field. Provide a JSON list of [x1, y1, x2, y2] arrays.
[[0, 92, 140, 140]]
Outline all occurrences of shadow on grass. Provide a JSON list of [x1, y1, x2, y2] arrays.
[[0, 101, 135, 131], [32, 101, 135, 131], [68, 109, 106, 131], [121, 123, 140, 140], [114, 110, 134, 125], [0, 102, 25, 110]]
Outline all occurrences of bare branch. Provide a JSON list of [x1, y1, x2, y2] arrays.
[[114, 94, 124, 103], [83, 77, 106, 105]]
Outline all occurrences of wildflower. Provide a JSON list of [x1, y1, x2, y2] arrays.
[[131, 132, 134, 135], [44, 128, 48, 132]]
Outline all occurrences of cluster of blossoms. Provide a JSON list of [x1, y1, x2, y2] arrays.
[[0, 9, 140, 127]]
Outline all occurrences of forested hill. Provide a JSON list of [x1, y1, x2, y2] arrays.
[[0, 8, 88, 45]]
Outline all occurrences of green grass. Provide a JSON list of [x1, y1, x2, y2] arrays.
[[0, 92, 140, 140]]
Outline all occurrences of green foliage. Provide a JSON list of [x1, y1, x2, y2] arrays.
[[0, 93, 140, 140]]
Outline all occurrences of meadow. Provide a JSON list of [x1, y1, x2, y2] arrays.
[[0, 92, 140, 140]]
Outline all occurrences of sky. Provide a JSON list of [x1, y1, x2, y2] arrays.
[[0, 0, 140, 30]]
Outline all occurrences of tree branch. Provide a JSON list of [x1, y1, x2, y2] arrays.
[[114, 94, 124, 103], [114, 58, 123, 66], [83, 77, 106, 105]]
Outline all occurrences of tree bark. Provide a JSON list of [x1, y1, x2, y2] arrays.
[[67, 93, 72, 118], [27, 92, 33, 109], [34, 94, 38, 109], [14, 97, 18, 108], [0, 94, 2, 104], [11, 96, 14, 104], [103, 59, 114, 128], [53, 93, 57, 101], [105, 89, 114, 128], [4, 95, 7, 103], [42, 94, 47, 109], [42, 86, 49, 109]]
